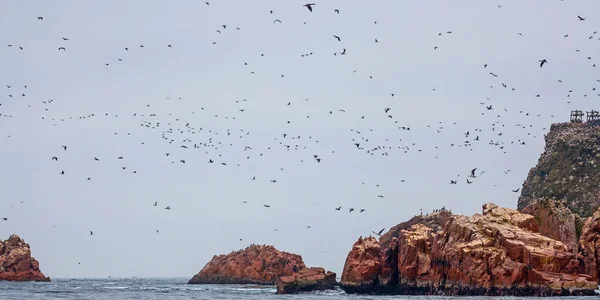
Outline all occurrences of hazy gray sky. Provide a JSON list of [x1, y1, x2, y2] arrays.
[[1, 0, 599, 278]]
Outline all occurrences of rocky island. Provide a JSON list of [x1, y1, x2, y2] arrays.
[[339, 121, 600, 296], [188, 244, 336, 292], [0, 235, 49, 282], [340, 203, 596, 296]]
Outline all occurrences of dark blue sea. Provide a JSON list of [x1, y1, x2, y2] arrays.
[[0, 278, 594, 299]]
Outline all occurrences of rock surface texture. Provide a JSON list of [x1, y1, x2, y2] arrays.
[[340, 204, 597, 296], [518, 122, 600, 218], [578, 207, 600, 282], [276, 267, 336, 294], [522, 198, 580, 253], [188, 245, 306, 285], [0, 235, 49, 282]]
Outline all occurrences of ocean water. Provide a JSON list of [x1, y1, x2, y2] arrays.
[[0, 278, 591, 300]]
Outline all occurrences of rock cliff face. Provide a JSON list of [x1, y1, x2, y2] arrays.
[[188, 245, 306, 285], [578, 207, 600, 281], [522, 198, 580, 253], [518, 122, 600, 218], [340, 203, 597, 296], [276, 267, 337, 294], [0, 235, 49, 282]]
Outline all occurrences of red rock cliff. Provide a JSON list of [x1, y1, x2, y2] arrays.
[[188, 244, 306, 285], [522, 198, 580, 253], [578, 207, 600, 281], [0, 235, 49, 282], [340, 203, 597, 296]]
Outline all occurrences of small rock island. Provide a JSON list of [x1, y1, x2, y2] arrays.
[[0, 235, 49, 282], [188, 244, 336, 293]]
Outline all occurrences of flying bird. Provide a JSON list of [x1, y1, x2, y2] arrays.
[[333, 35, 341, 41], [372, 228, 385, 236], [578, 15, 586, 21], [539, 59, 547, 68], [58, 47, 66, 51], [303, 3, 315, 12]]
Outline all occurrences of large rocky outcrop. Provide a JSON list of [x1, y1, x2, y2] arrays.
[[188, 245, 306, 285], [340, 203, 597, 296], [276, 267, 337, 294], [0, 235, 49, 282], [522, 198, 580, 253], [518, 122, 600, 218]]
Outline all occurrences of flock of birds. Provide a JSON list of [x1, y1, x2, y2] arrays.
[[1, 2, 600, 270]]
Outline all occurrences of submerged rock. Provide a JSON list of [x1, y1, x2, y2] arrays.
[[188, 244, 305, 285], [276, 267, 336, 294], [340, 203, 597, 296], [0, 235, 50, 282]]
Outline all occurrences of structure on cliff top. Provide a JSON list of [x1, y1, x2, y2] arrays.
[[570, 110, 600, 125], [518, 121, 600, 218]]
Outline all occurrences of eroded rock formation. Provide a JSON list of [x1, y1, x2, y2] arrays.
[[340, 203, 597, 296], [0, 235, 49, 282], [578, 207, 600, 281], [522, 198, 580, 253], [188, 244, 305, 285], [276, 267, 336, 294]]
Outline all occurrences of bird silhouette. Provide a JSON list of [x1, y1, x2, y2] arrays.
[[303, 3, 315, 12], [372, 228, 385, 236]]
